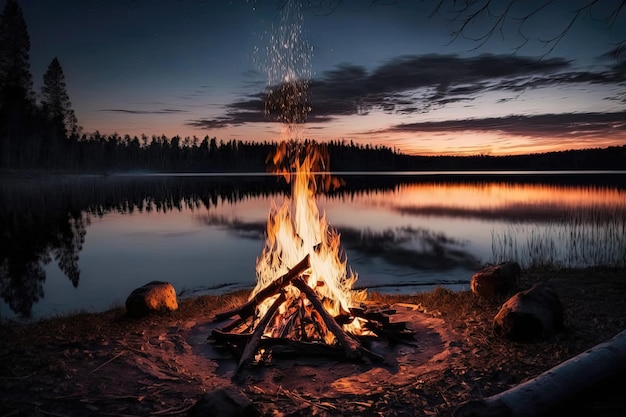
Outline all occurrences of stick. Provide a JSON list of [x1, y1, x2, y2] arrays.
[[236, 291, 287, 373], [91, 351, 125, 373], [292, 277, 383, 362], [214, 254, 310, 322]]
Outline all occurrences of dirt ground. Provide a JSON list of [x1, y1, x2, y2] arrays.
[[1, 267, 625, 417]]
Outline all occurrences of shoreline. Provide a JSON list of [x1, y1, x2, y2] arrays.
[[3, 265, 624, 325]]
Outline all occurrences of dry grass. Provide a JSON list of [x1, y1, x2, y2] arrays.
[[492, 206, 626, 268]]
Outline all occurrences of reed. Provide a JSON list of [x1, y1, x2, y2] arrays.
[[491, 205, 626, 269]]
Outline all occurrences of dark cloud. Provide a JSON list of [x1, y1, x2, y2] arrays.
[[187, 53, 626, 129], [101, 108, 189, 114], [383, 110, 626, 138]]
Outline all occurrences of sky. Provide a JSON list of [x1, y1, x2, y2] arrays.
[[15, 0, 626, 156]]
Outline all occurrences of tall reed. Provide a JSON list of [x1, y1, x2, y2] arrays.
[[491, 205, 626, 269]]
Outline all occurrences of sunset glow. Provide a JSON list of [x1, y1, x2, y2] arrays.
[[18, 1, 626, 156], [364, 181, 624, 207]]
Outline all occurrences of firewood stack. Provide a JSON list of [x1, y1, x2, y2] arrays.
[[209, 255, 415, 372]]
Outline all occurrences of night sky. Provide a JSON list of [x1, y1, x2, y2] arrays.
[[16, 0, 626, 155]]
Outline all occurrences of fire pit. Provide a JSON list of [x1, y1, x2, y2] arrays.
[[204, 136, 426, 373], [210, 254, 418, 371], [198, 297, 451, 401]]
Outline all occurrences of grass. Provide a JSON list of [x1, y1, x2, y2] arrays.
[[491, 205, 626, 269]]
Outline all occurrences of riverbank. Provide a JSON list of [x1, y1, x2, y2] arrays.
[[1, 267, 625, 416]]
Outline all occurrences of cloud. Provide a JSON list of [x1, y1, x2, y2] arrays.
[[382, 110, 626, 138], [187, 53, 625, 129], [101, 108, 189, 114]]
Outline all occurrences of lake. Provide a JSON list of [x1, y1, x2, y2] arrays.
[[1, 171, 625, 319]]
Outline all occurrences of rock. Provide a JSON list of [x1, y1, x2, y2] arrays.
[[125, 281, 178, 317], [493, 283, 564, 342], [187, 387, 260, 417], [470, 262, 521, 299]]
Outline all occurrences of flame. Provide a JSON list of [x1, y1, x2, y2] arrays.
[[252, 141, 366, 339], [249, 0, 365, 344]]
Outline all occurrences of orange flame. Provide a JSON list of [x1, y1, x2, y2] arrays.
[[252, 141, 366, 338], [251, 0, 365, 342]]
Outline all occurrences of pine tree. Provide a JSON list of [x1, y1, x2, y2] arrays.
[[0, 0, 35, 166], [0, 0, 33, 103], [41, 57, 78, 138]]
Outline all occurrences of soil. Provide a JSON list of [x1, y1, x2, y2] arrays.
[[1, 268, 626, 417]]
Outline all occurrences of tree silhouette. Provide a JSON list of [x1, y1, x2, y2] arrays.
[[53, 213, 87, 288], [41, 57, 79, 139], [0, 0, 34, 167], [0, 259, 46, 318]]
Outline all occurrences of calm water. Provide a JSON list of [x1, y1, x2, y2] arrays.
[[1, 171, 625, 319]]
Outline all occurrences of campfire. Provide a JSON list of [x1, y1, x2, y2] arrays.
[[210, 143, 415, 371], [209, 0, 412, 371]]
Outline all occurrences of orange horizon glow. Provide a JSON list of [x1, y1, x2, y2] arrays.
[[78, 120, 626, 157], [380, 182, 626, 210]]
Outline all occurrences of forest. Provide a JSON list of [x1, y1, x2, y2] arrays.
[[1, 0, 625, 174]]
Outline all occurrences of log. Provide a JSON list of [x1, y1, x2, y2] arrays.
[[291, 277, 383, 362], [267, 339, 345, 358], [454, 329, 626, 417], [214, 333, 346, 358], [236, 291, 286, 373], [214, 254, 310, 322], [350, 307, 393, 325], [211, 329, 252, 345]]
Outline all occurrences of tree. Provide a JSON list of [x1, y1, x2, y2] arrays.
[[41, 57, 79, 139], [0, 0, 35, 166]]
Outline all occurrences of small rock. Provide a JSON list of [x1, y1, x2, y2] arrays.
[[125, 281, 178, 318], [470, 262, 521, 299], [493, 283, 564, 342], [187, 387, 260, 417]]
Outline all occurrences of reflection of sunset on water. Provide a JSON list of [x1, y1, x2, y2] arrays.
[[3, 174, 625, 319], [358, 182, 626, 214]]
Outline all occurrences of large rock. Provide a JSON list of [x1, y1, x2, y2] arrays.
[[187, 387, 260, 417], [493, 283, 564, 342], [125, 281, 178, 317], [470, 262, 521, 299]]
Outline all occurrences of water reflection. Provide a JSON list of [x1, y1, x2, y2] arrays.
[[0, 203, 87, 317], [1, 172, 624, 318], [0, 175, 284, 317], [196, 214, 480, 271], [385, 182, 626, 222]]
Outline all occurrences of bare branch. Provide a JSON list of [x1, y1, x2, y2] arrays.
[[270, 0, 625, 60]]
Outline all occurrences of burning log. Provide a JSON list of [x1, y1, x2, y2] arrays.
[[237, 292, 287, 372], [291, 277, 384, 363], [454, 329, 626, 417], [210, 254, 410, 365], [214, 255, 311, 322]]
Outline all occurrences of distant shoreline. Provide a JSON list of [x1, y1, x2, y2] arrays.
[[3, 168, 626, 178], [2, 141, 625, 174]]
